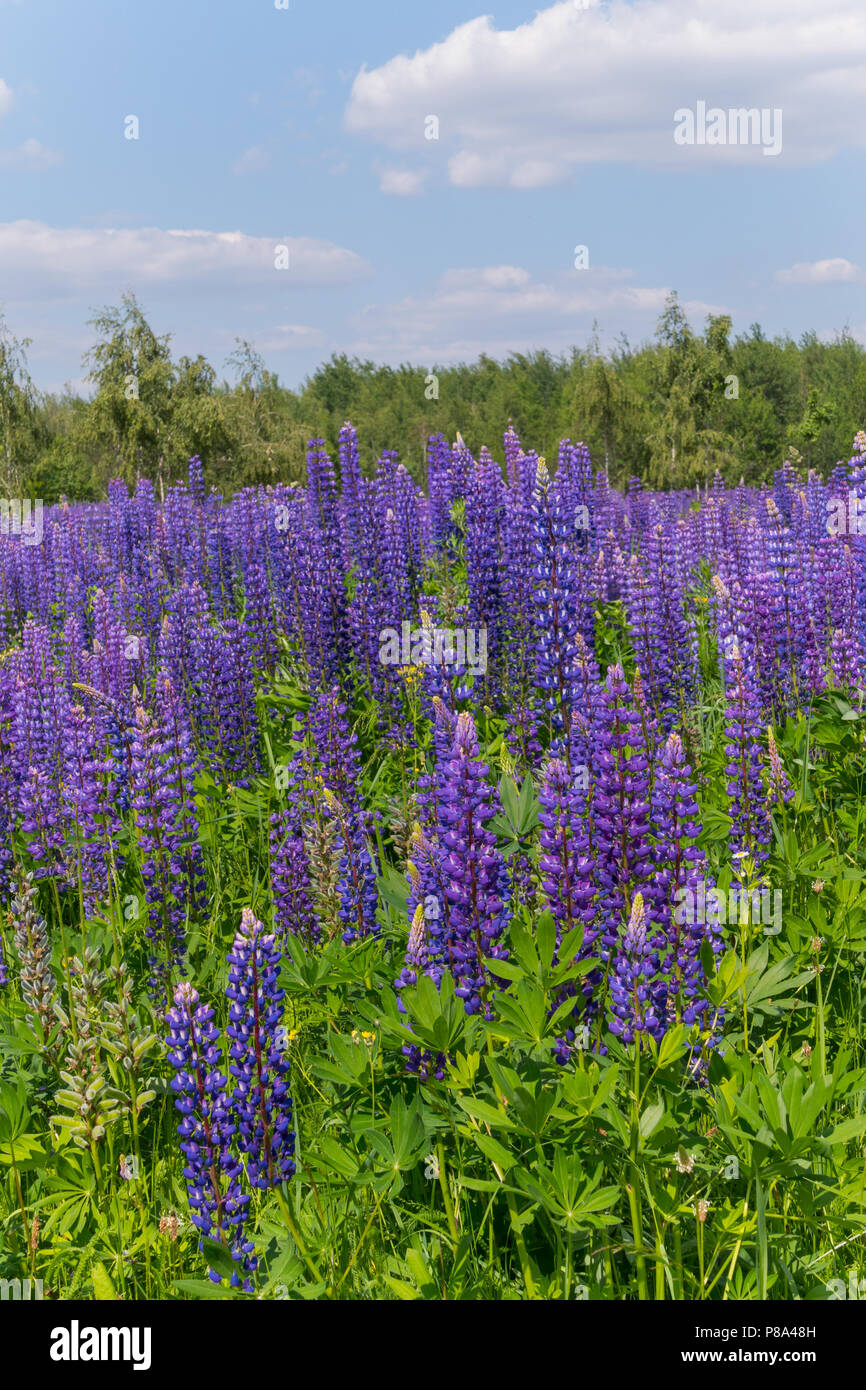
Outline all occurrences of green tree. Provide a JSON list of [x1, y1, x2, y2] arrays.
[[0, 313, 42, 495], [82, 292, 175, 490], [81, 293, 231, 493]]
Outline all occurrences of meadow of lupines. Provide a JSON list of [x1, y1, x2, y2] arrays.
[[3, 425, 866, 1301]]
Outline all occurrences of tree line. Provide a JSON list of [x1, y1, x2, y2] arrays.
[[1, 290, 864, 501]]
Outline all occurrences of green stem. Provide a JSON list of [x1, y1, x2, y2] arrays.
[[273, 1183, 332, 1296], [436, 1142, 459, 1248], [629, 1044, 649, 1300]]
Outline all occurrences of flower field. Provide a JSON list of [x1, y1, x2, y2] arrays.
[[3, 423, 866, 1304]]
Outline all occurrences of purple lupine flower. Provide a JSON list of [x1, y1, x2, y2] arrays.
[[305, 686, 365, 815], [531, 462, 581, 753], [828, 625, 861, 691], [323, 788, 380, 944], [609, 893, 663, 1044], [0, 676, 18, 902], [166, 982, 255, 1288], [188, 454, 205, 507], [396, 901, 433, 995], [305, 437, 349, 685], [766, 728, 794, 807], [433, 711, 510, 1015], [465, 452, 504, 694], [300, 688, 379, 942], [338, 420, 365, 570], [12, 624, 68, 882], [722, 641, 771, 864], [624, 525, 694, 727], [376, 451, 423, 623], [426, 433, 455, 553], [412, 601, 463, 720], [537, 758, 597, 946], [158, 582, 211, 714], [269, 812, 320, 945], [591, 664, 654, 961], [397, 704, 508, 1026], [393, 897, 448, 1082], [130, 680, 206, 988], [538, 757, 601, 1062], [649, 732, 722, 1030], [501, 455, 544, 767], [397, 823, 451, 1000], [60, 701, 117, 911], [193, 618, 261, 783], [242, 562, 279, 678], [225, 909, 295, 1191]]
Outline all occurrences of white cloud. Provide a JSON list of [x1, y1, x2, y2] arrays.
[[347, 262, 724, 362], [0, 221, 371, 299], [379, 166, 427, 196], [775, 257, 863, 284], [0, 79, 13, 117], [345, 0, 866, 186], [232, 145, 270, 175], [252, 324, 328, 351], [451, 265, 532, 290], [0, 138, 62, 170]]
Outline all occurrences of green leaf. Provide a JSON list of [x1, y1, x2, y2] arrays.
[[377, 868, 410, 916], [536, 911, 557, 971], [484, 957, 525, 983], [472, 1130, 518, 1171], [658, 1024, 689, 1068], [382, 1275, 421, 1300], [457, 1176, 501, 1192], [457, 1096, 518, 1130], [314, 1135, 361, 1179], [91, 1262, 116, 1301], [555, 924, 585, 967], [699, 938, 716, 982], [825, 1116, 866, 1146], [639, 1100, 665, 1140], [0, 1135, 45, 1166], [201, 1237, 239, 1282], [173, 1279, 236, 1300], [499, 774, 520, 826], [516, 776, 539, 833]]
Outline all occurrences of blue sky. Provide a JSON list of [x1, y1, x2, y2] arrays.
[[0, 0, 863, 393]]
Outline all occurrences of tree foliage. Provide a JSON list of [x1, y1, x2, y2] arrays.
[[7, 291, 866, 500]]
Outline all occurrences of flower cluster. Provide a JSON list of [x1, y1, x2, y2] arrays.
[[226, 909, 295, 1190], [165, 909, 295, 1286]]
